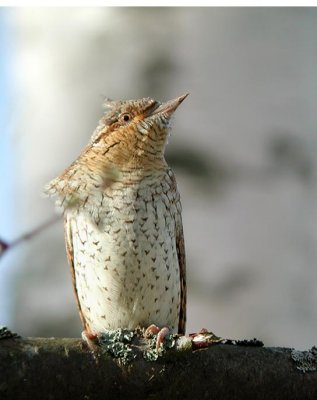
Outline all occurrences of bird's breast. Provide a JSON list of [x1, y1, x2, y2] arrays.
[[68, 170, 182, 334]]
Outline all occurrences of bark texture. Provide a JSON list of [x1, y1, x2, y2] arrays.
[[0, 337, 316, 400]]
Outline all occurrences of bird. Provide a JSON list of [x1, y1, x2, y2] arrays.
[[45, 94, 188, 349]]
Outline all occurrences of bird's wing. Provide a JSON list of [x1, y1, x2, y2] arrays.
[[64, 214, 88, 332], [176, 211, 187, 335], [167, 168, 187, 335]]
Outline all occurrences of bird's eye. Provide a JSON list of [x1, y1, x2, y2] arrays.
[[120, 113, 132, 124]]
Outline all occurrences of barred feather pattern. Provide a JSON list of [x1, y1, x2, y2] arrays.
[[45, 95, 187, 336]]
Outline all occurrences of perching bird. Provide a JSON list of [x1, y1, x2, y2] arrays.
[[45, 94, 188, 348]]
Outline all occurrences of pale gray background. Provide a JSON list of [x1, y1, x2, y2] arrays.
[[1, 8, 316, 349]]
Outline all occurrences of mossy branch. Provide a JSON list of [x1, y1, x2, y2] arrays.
[[0, 336, 316, 400]]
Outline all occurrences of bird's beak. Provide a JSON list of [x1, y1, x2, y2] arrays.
[[154, 93, 189, 115], [148, 93, 189, 117]]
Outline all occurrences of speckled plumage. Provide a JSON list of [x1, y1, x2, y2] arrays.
[[45, 94, 187, 337]]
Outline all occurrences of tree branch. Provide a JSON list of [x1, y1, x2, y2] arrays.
[[0, 215, 60, 259], [0, 337, 316, 400]]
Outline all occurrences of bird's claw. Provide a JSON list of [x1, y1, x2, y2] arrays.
[[145, 324, 171, 351]]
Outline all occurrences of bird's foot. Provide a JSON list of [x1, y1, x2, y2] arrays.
[[144, 324, 170, 351], [81, 330, 100, 361]]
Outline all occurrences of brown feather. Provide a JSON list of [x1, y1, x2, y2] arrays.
[[176, 213, 187, 335], [168, 169, 187, 335], [64, 216, 90, 333]]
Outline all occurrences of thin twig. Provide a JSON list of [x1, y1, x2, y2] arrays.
[[0, 215, 61, 259]]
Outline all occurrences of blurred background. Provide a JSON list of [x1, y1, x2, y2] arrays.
[[0, 7, 317, 350]]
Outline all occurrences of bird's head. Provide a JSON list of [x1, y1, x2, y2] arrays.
[[44, 94, 188, 211], [90, 93, 189, 169]]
